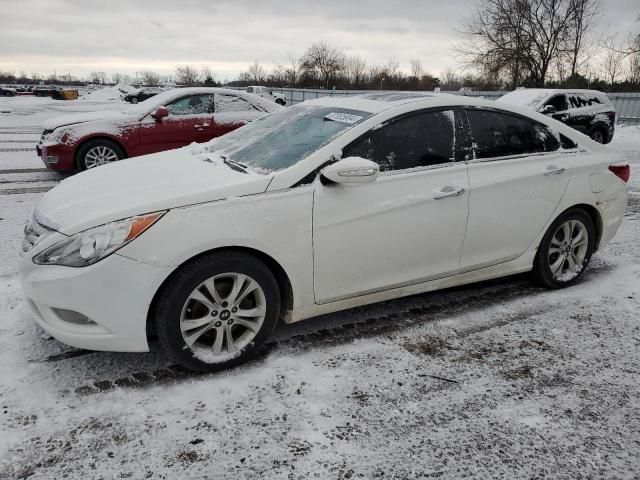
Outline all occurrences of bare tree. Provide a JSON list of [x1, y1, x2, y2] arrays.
[[344, 55, 367, 87], [175, 65, 200, 86], [459, 0, 580, 87], [140, 70, 160, 86], [441, 68, 461, 90], [247, 61, 266, 84], [602, 49, 626, 84], [201, 65, 216, 86], [285, 52, 301, 86], [563, 0, 600, 77], [300, 41, 345, 88], [89, 71, 107, 84], [410, 58, 423, 79]]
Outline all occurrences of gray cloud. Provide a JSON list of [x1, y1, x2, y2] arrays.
[[0, 0, 637, 80]]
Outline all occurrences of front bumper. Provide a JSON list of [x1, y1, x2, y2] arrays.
[[37, 143, 76, 171], [19, 252, 173, 352]]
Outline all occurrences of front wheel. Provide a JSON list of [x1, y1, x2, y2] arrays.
[[153, 252, 281, 372], [76, 139, 125, 170], [532, 209, 596, 288], [589, 128, 606, 144]]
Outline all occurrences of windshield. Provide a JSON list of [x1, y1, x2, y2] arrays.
[[202, 104, 371, 173]]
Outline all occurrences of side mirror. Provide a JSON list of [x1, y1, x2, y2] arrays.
[[321, 157, 379, 185], [541, 105, 557, 115], [152, 106, 169, 120]]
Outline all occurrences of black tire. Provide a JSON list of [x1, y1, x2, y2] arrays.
[[75, 138, 125, 171], [532, 208, 596, 289], [589, 127, 606, 144], [275, 98, 285, 106], [153, 251, 281, 372]]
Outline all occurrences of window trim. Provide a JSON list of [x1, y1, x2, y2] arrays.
[[462, 106, 571, 164], [341, 106, 465, 174]]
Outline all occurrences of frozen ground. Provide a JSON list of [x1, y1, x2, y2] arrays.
[[0, 96, 639, 479]]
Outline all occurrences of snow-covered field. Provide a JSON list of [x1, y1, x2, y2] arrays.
[[1, 96, 639, 479]]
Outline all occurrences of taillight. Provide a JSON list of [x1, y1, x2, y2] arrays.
[[608, 112, 616, 123], [609, 165, 630, 183]]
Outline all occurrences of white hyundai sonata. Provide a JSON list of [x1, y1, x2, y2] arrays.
[[19, 93, 630, 371]]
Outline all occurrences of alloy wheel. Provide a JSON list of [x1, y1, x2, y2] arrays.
[[84, 145, 119, 169], [179, 272, 267, 362], [547, 219, 589, 282]]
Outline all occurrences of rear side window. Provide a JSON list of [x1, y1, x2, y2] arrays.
[[215, 94, 258, 113], [466, 109, 560, 159], [166, 94, 213, 115], [343, 110, 456, 172]]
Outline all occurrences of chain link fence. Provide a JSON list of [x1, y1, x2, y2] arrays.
[[267, 88, 640, 126]]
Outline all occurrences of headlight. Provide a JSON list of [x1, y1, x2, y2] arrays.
[[42, 128, 70, 145], [33, 211, 165, 267]]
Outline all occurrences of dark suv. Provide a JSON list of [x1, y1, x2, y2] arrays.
[[498, 89, 615, 143]]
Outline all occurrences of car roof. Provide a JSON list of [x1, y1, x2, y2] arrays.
[[137, 87, 282, 112], [499, 88, 610, 108], [306, 92, 496, 114]]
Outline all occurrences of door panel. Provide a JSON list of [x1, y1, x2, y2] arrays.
[[313, 165, 469, 303]]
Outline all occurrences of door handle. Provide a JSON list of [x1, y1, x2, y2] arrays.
[[194, 124, 210, 130], [434, 186, 466, 200], [544, 166, 565, 175]]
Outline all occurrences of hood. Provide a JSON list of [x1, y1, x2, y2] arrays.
[[43, 110, 133, 131], [36, 147, 272, 235]]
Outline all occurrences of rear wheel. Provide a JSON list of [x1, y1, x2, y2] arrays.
[[590, 128, 606, 144], [532, 208, 596, 288], [153, 252, 281, 372], [76, 139, 125, 171]]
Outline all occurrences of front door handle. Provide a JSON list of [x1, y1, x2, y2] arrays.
[[544, 166, 565, 175], [434, 186, 466, 200], [194, 124, 210, 130]]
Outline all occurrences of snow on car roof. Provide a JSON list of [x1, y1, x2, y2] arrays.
[[307, 92, 492, 113], [498, 88, 611, 109]]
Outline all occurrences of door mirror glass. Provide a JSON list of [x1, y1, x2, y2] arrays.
[[541, 104, 557, 115], [152, 106, 169, 120], [321, 157, 379, 185]]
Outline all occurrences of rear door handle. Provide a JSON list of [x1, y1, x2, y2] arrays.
[[544, 166, 565, 175], [434, 186, 466, 200]]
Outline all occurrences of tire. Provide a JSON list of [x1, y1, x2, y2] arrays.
[[76, 139, 125, 171], [531, 208, 596, 288], [589, 128, 606, 144], [153, 251, 281, 372], [275, 98, 285, 106], [130, 97, 139, 104]]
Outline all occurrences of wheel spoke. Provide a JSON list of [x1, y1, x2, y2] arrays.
[[550, 236, 563, 248], [183, 323, 213, 348], [572, 228, 586, 245], [188, 289, 217, 311], [212, 328, 224, 355], [561, 222, 572, 242], [224, 324, 237, 352], [234, 278, 260, 306], [226, 273, 248, 304], [550, 255, 565, 275], [234, 318, 260, 332], [566, 252, 577, 271], [548, 247, 562, 256], [202, 278, 224, 306], [235, 305, 266, 318], [180, 315, 212, 332]]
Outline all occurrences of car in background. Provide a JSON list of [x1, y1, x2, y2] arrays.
[[33, 85, 60, 97], [20, 93, 629, 371], [37, 87, 282, 172], [0, 85, 16, 96], [246, 86, 287, 105], [124, 87, 164, 104], [498, 89, 615, 143]]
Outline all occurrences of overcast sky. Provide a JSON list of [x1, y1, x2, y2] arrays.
[[1, 0, 638, 81]]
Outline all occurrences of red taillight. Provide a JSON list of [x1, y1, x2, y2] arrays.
[[609, 164, 630, 183]]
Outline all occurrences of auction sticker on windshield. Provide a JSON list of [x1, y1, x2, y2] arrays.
[[324, 112, 363, 124]]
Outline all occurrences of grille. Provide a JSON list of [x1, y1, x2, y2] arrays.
[[21, 215, 55, 254]]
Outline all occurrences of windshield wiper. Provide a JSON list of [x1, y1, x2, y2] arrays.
[[223, 158, 248, 174]]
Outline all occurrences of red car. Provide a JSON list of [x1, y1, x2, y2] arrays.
[[37, 87, 282, 172]]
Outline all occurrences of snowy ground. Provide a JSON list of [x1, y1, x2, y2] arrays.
[[1, 96, 639, 479]]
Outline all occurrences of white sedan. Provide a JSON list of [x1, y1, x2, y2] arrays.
[[19, 93, 629, 371]]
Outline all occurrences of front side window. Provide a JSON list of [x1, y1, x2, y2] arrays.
[[214, 94, 257, 113], [544, 95, 567, 112], [343, 110, 456, 172], [166, 94, 213, 115], [467, 109, 559, 159]]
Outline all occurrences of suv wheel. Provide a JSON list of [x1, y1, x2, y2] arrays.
[[590, 128, 605, 144]]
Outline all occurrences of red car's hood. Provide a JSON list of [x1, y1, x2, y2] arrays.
[[42, 110, 133, 130], [35, 147, 272, 235]]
